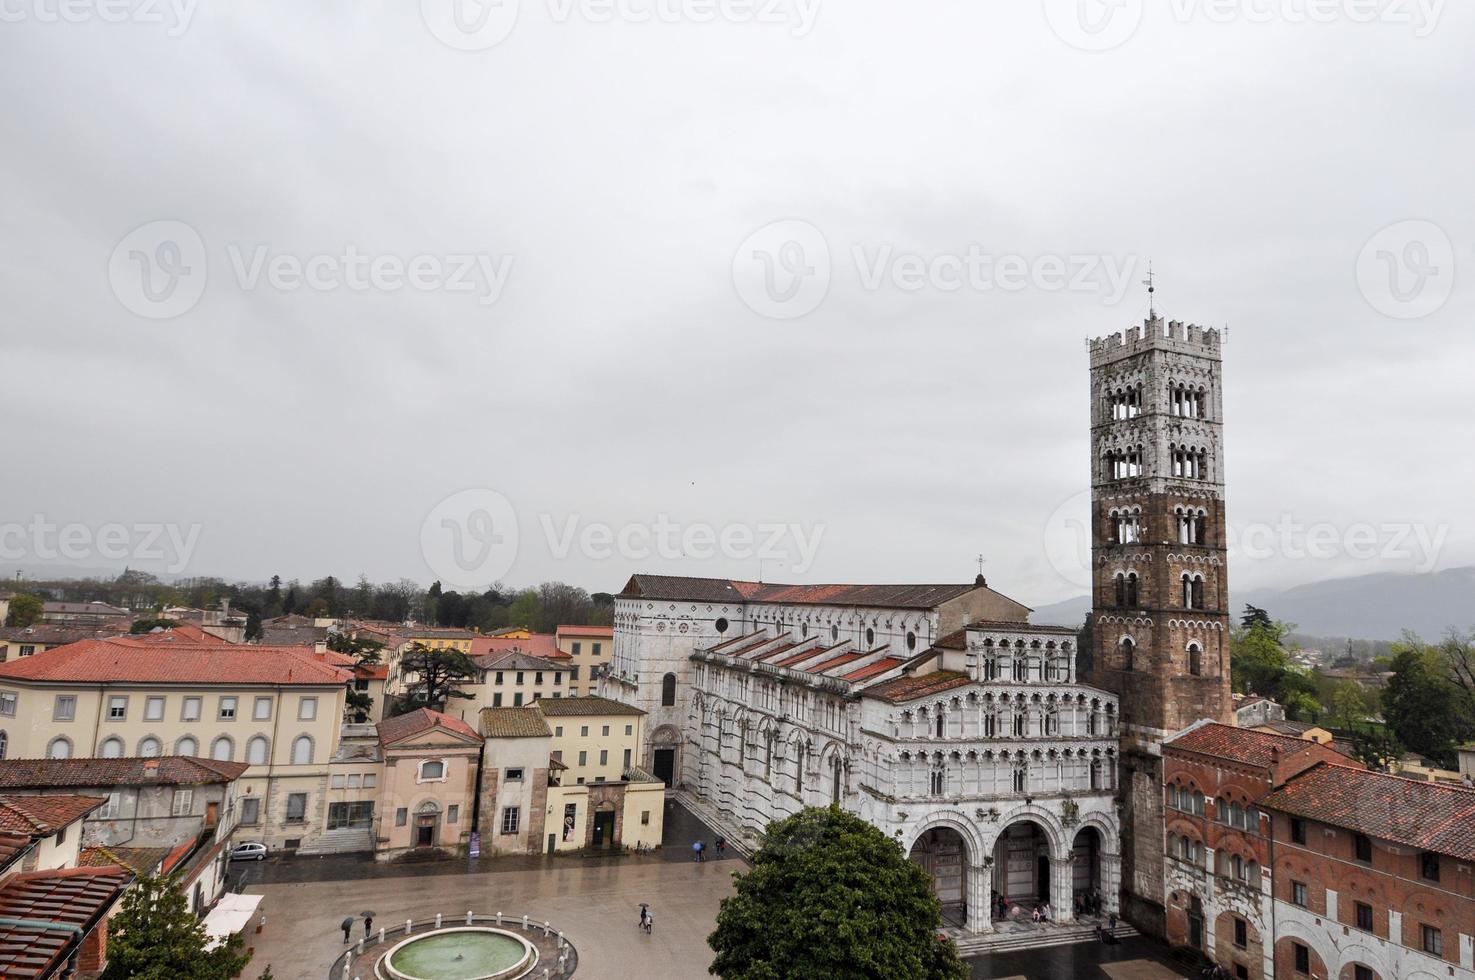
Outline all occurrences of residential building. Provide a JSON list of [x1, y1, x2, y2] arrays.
[[536, 695, 644, 785], [40, 602, 130, 625], [0, 792, 132, 977], [0, 632, 352, 852], [1162, 721, 1475, 980], [0, 624, 130, 662], [460, 652, 568, 718], [1232, 694, 1284, 728], [373, 708, 480, 860], [555, 625, 614, 695], [477, 701, 664, 857]]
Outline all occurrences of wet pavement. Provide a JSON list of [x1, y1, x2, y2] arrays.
[[237, 797, 740, 890], [239, 799, 742, 980], [967, 936, 1191, 979]]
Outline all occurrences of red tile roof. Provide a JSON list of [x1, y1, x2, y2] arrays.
[[0, 637, 353, 686], [1165, 722, 1316, 768], [556, 625, 613, 637], [479, 707, 553, 739], [0, 756, 249, 790], [0, 625, 129, 646], [77, 845, 169, 874], [0, 833, 34, 873], [620, 574, 991, 610], [842, 657, 906, 682], [1261, 763, 1475, 861], [0, 796, 107, 836], [470, 634, 567, 660], [474, 651, 568, 673], [377, 708, 481, 746], [124, 623, 229, 644], [866, 670, 973, 703], [0, 867, 131, 979]]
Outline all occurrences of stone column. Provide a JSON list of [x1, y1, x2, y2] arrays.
[[1050, 857, 1074, 923], [966, 863, 993, 934], [1102, 853, 1122, 915]]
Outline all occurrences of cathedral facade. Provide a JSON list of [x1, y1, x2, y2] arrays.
[[599, 314, 1229, 938]]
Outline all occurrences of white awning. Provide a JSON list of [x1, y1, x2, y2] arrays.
[[202, 893, 263, 947]]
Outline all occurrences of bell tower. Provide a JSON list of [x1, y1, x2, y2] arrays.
[[1088, 312, 1231, 936]]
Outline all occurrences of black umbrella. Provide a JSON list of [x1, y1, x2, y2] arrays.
[[360, 911, 376, 919]]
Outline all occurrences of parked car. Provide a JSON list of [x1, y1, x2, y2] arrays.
[[229, 841, 269, 862]]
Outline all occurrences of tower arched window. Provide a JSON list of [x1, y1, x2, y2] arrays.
[[1121, 638, 1135, 672], [661, 673, 677, 707], [1188, 642, 1203, 677], [1126, 572, 1139, 608]]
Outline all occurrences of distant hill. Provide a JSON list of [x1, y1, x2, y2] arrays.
[[1028, 567, 1475, 641]]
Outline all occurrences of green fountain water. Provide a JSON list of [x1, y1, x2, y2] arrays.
[[384, 930, 531, 980]]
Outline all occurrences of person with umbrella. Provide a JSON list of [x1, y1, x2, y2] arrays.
[[363, 912, 375, 939], [637, 903, 649, 931], [341, 916, 354, 944]]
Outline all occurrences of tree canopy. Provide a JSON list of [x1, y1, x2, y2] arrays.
[[3, 593, 43, 628], [1383, 631, 1475, 768], [101, 873, 253, 980], [394, 643, 480, 713], [708, 807, 967, 980]]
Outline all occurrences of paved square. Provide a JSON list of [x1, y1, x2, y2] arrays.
[[243, 856, 735, 980]]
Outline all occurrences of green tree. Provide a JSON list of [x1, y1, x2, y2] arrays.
[[708, 807, 967, 980], [244, 609, 264, 642], [4, 593, 44, 628], [1330, 681, 1370, 731], [1383, 633, 1475, 768], [130, 618, 181, 634], [395, 643, 479, 712], [328, 632, 385, 665], [102, 873, 252, 980], [1241, 604, 1273, 630]]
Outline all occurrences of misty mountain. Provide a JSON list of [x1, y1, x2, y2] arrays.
[[1028, 567, 1475, 641]]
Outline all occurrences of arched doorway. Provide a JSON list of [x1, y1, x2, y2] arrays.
[[414, 801, 441, 849], [993, 821, 1052, 911], [1072, 826, 1102, 907], [909, 827, 970, 927], [648, 724, 680, 787]]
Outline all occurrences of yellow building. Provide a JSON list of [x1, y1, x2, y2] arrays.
[[477, 698, 663, 856], [555, 625, 614, 696], [536, 695, 644, 785], [0, 631, 352, 853]]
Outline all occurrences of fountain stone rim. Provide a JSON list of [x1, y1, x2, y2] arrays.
[[375, 925, 539, 980]]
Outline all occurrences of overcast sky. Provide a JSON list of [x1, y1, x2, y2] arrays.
[[2, 1, 1471, 607]]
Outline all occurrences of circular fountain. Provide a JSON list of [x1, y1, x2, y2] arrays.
[[376, 927, 538, 980]]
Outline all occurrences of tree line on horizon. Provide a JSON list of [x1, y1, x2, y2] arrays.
[[3, 570, 615, 635]]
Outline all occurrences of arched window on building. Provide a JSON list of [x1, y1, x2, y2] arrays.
[[934, 712, 944, 738], [100, 736, 124, 758], [1121, 638, 1135, 672], [138, 737, 161, 758], [0, 731, 7, 760], [1012, 762, 1027, 793], [48, 737, 72, 760], [1114, 573, 1126, 607], [292, 735, 313, 765], [661, 673, 676, 707], [1188, 643, 1203, 676], [1125, 572, 1139, 607], [246, 736, 268, 765], [211, 736, 233, 762]]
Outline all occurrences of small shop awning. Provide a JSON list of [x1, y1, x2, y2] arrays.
[[202, 893, 263, 947]]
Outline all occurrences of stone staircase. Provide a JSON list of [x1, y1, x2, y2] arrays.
[[670, 789, 756, 860], [296, 827, 374, 856], [952, 921, 1139, 957]]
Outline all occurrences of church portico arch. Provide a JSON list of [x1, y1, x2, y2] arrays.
[[907, 813, 988, 934], [987, 810, 1076, 924]]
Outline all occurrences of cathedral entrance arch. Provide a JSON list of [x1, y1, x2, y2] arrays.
[[993, 820, 1053, 911], [909, 825, 971, 928], [649, 724, 680, 786]]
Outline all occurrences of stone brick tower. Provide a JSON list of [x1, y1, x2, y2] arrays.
[[1088, 313, 1232, 937]]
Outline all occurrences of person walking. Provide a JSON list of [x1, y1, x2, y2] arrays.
[[364, 915, 374, 939], [638, 903, 649, 930], [644, 907, 653, 934], [716, 837, 726, 858], [341, 917, 354, 944]]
